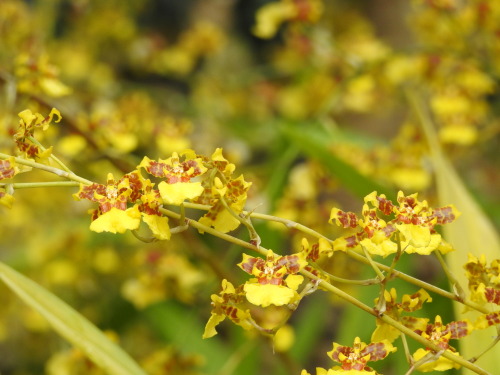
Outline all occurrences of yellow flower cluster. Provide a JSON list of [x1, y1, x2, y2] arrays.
[[329, 191, 460, 257], [74, 148, 251, 237], [302, 337, 396, 375], [0, 0, 499, 374]]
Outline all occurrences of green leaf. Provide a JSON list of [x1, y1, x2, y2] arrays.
[[0, 261, 146, 375], [413, 92, 500, 374], [281, 122, 396, 200], [290, 293, 332, 364], [264, 143, 300, 209], [145, 300, 231, 374]]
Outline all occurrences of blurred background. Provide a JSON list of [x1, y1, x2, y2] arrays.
[[0, 0, 499, 374]]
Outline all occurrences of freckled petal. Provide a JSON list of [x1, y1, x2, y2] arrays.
[[0, 157, 19, 180], [475, 312, 500, 329], [363, 340, 397, 361], [400, 289, 433, 312], [199, 205, 240, 233], [329, 208, 359, 228], [211, 148, 235, 175], [238, 254, 261, 274], [431, 205, 461, 224], [90, 206, 141, 233]]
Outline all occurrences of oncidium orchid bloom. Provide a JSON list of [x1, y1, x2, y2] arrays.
[[238, 250, 307, 307]]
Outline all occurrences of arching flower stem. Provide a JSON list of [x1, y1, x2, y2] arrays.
[[0, 181, 80, 189], [159, 206, 491, 374], [0, 153, 93, 185], [181, 201, 491, 314], [434, 250, 467, 300]]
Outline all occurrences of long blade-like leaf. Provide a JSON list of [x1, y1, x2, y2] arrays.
[[0, 261, 147, 375], [145, 300, 231, 374], [413, 92, 500, 374]]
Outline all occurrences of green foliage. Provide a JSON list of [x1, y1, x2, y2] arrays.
[[0, 1, 499, 375], [0, 261, 147, 375]]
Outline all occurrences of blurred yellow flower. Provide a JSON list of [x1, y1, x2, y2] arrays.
[[253, 1, 297, 39], [274, 325, 295, 352]]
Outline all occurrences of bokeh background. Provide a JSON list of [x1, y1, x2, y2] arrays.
[[0, 0, 499, 374]]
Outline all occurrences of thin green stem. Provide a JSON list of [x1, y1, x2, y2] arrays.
[[0, 181, 80, 189], [178, 201, 490, 314], [182, 202, 216, 210], [27, 136, 72, 173], [361, 245, 385, 281], [469, 329, 500, 364], [404, 351, 439, 375], [300, 268, 375, 315], [385, 233, 404, 284], [158, 209, 490, 374], [130, 230, 157, 243], [162, 207, 378, 305], [254, 211, 488, 312], [383, 320, 488, 374], [301, 268, 491, 375], [374, 237, 404, 313], [434, 250, 467, 301], [0, 153, 93, 185], [219, 195, 261, 246], [400, 332, 412, 364], [311, 264, 380, 285], [159, 207, 269, 257], [168, 204, 189, 234], [347, 249, 490, 314], [182, 202, 329, 239]]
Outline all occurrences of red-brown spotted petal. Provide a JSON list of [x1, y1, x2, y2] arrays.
[[485, 287, 500, 305], [330, 209, 359, 228], [431, 206, 460, 225], [445, 320, 472, 339], [0, 159, 17, 180], [477, 312, 500, 328], [362, 341, 393, 361], [376, 196, 395, 215]]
